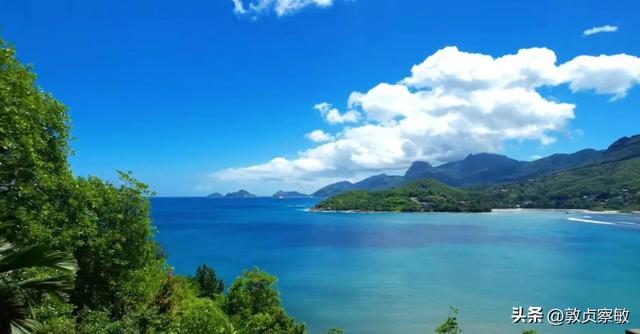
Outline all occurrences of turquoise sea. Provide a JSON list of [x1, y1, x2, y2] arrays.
[[151, 197, 640, 334]]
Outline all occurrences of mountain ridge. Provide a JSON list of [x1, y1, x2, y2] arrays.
[[313, 134, 640, 197], [315, 155, 640, 212]]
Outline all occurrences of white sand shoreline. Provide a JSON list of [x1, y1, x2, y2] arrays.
[[490, 208, 637, 214], [308, 207, 640, 215]]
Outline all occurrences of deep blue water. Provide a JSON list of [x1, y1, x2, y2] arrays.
[[151, 197, 640, 334]]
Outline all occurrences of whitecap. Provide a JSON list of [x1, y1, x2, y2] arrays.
[[567, 217, 615, 225]]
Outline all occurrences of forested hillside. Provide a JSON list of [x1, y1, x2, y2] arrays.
[[315, 180, 490, 212], [316, 158, 640, 212], [483, 158, 640, 211]]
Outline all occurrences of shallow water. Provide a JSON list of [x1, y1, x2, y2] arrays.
[[151, 197, 640, 334]]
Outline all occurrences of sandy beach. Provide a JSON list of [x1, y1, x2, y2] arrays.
[[490, 208, 637, 214]]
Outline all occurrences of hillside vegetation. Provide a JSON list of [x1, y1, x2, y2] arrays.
[[483, 158, 640, 211], [315, 180, 490, 212], [315, 158, 640, 212]]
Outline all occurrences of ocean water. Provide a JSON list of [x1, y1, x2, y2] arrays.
[[151, 197, 640, 334]]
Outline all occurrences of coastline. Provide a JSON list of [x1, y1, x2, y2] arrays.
[[490, 208, 630, 214], [309, 207, 640, 214]]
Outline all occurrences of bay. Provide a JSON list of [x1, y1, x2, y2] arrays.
[[151, 197, 640, 334]]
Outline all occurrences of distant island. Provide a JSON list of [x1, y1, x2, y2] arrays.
[[314, 134, 640, 213], [272, 190, 311, 199], [207, 190, 313, 198], [207, 190, 258, 198], [225, 190, 257, 198]]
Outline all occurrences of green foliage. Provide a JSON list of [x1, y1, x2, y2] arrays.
[[0, 238, 77, 334], [33, 301, 77, 334], [171, 297, 234, 334], [153, 272, 233, 334], [316, 180, 490, 212], [521, 330, 537, 334], [195, 264, 224, 299], [224, 268, 281, 318], [434, 307, 462, 334], [64, 173, 162, 316], [75, 309, 120, 334], [77, 307, 167, 334], [326, 329, 344, 334], [0, 39, 73, 247], [224, 268, 306, 334], [483, 158, 640, 211]]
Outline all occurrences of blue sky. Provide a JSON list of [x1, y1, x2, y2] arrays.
[[1, 0, 639, 196]]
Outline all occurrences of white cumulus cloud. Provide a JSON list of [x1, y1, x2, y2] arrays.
[[210, 47, 640, 192], [314, 102, 360, 124], [232, 0, 335, 17], [559, 53, 640, 99], [583, 25, 618, 36], [306, 129, 335, 142]]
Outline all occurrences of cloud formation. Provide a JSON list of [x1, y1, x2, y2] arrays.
[[306, 129, 334, 142], [560, 54, 640, 99], [233, 0, 334, 17], [212, 47, 640, 189], [314, 102, 360, 124], [583, 25, 619, 36]]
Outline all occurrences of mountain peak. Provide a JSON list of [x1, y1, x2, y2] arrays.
[[603, 134, 640, 162], [462, 152, 514, 162], [404, 161, 434, 179], [441, 152, 522, 173], [409, 161, 433, 169], [607, 134, 640, 151]]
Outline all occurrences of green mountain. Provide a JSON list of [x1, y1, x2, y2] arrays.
[[432, 153, 524, 184], [601, 134, 640, 162], [312, 181, 355, 197], [482, 157, 640, 211], [403, 161, 434, 179], [314, 134, 640, 212], [488, 149, 603, 182], [206, 192, 224, 198], [224, 190, 257, 198]]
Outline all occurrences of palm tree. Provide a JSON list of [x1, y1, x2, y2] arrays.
[[0, 238, 77, 334]]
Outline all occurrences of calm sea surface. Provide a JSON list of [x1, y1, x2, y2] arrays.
[[151, 197, 640, 334]]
